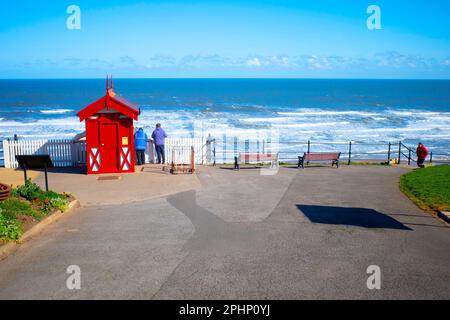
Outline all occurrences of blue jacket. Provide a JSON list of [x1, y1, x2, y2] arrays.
[[134, 129, 148, 151], [151, 128, 167, 146]]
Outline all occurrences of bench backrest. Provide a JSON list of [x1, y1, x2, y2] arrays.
[[303, 152, 340, 161], [240, 153, 278, 162]]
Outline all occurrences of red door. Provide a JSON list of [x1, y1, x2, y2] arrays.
[[100, 123, 119, 173]]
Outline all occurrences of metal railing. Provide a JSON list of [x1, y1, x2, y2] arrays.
[[394, 142, 448, 166], [1, 136, 449, 168], [206, 137, 450, 166]]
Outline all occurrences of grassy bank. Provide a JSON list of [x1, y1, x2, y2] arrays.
[[400, 165, 450, 213], [0, 180, 71, 242]]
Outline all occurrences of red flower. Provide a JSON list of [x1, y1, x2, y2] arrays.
[[45, 199, 49, 204]]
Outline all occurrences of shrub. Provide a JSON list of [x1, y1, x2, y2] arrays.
[[10, 188, 19, 198], [38, 198, 53, 214], [0, 210, 23, 241], [13, 179, 43, 201], [50, 198, 68, 212], [38, 190, 63, 201], [37, 191, 68, 213]]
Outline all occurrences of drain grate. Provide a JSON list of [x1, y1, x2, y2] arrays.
[[97, 175, 121, 181]]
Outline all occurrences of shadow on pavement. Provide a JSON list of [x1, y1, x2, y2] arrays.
[[167, 190, 261, 251], [47, 166, 86, 175], [219, 166, 267, 170], [297, 204, 413, 230]]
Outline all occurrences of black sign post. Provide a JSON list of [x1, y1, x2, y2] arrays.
[[15, 155, 54, 191]]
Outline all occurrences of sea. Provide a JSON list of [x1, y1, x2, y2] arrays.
[[1, 79, 450, 163]]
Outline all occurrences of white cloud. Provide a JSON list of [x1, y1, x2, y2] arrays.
[[11, 52, 450, 76], [246, 57, 262, 67]]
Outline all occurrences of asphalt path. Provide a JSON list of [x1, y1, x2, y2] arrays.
[[0, 166, 448, 299]]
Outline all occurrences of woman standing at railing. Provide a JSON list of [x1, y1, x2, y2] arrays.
[[416, 143, 429, 168], [134, 128, 148, 166]]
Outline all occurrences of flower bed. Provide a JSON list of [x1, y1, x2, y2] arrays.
[[0, 180, 74, 242]]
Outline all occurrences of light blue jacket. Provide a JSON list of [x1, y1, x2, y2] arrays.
[[134, 129, 148, 151]]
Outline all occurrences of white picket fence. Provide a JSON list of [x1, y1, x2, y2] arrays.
[[2, 137, 208, 169], [153, 137, 207, 165], [3, 139, 76, 169]]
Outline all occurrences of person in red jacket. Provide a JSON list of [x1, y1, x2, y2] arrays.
[[416, 143, 428, 168]]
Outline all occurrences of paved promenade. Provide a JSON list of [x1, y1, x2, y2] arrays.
[[0, 165, 449, 299]]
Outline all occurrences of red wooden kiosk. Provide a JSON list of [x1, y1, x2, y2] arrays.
[[77, 77, 140, 174]]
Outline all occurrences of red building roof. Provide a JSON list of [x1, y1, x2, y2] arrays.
[[77, 78, 140, 121]]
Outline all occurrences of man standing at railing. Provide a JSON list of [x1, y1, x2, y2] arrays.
[[152, 123, 167, 164], [134, 128, 147, 166], [416, 142, 428, 168]]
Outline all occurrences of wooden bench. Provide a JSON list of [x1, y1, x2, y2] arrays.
[[234, 153, 279, 170], [298, 152, 341, 168]]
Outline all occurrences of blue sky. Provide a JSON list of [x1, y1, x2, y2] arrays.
[[1, 0, 450, 78]]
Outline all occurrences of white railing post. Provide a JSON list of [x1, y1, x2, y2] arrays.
[[205, 136, 211, 165], [12, 140, 18, 168], [146, 139, 155, 164], [3, 140, 10, 168]]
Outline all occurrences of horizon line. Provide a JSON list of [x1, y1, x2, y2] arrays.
[[1, 77, 450, 81]]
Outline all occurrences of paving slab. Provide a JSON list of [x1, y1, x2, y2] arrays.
[[33, 165, 201, 206]]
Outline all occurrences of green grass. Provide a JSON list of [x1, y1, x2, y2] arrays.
[[400, 165, 450, 213], [0, 198, 43, 220]]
